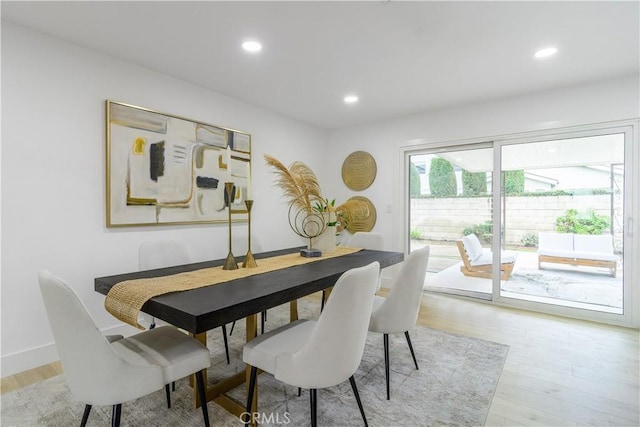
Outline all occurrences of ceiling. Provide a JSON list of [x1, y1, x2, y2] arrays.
[[2, 1, 638, 130]]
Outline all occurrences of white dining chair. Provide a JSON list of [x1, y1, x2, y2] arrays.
[[38, 271, 212, 427], [243, 261, 380, 427], [139, 240, 231, 365], [349, 231, 385, 251], [321, 231, 385, 312], [368, 245, 430, 400]]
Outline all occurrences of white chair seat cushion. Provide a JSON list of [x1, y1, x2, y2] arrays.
[[243, 319, 313, 375], [469, 250, 517, 266], [112, 326, 210, 384]]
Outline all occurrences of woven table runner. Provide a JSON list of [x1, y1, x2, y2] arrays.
[[105, 246, 362, 329]]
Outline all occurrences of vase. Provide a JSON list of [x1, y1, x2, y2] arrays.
[[311, 212, 336, 254], [313, 225, 336, 254]]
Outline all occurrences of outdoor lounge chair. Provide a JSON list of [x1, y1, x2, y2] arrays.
[[456, 234, 517, 280]]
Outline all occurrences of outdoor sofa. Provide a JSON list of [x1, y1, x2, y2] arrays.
[[537, 232, 618, 277]]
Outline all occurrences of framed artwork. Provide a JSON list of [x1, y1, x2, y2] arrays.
[[106, 101, 252, 227]]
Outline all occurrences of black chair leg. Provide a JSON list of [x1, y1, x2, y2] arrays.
[[195, 370, 210, 427], [221, 324, 230, 364], [298, 387, 302, 396], [165, 384, 171, 408], [172, 381, 176, 391], [384, 333, 390, 400], [229, 321, 236, 335], [80, 404, 91, 427], [349, 376, 369, 427], [404, 331, 419, 370], [310, 388, 318, 427], [245, 366, 258, 425], [320, 290, 326, 312], [111, 404, 121, 427]]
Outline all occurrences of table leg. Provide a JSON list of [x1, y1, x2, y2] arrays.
[[289, 299, 298, 321], [186, 312, 271, 418], [245, 313, 258, 422]]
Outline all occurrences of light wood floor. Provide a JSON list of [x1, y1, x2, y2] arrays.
[[2, 292, 639, 426]]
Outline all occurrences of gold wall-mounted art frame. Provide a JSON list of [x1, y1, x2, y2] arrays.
[[106, 100, 252, 227], [341, 150, 376, 191]]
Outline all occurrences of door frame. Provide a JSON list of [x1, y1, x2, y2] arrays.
[[399, 119, 639, 328]]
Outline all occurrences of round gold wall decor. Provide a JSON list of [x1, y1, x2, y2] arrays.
[[344, 196, 376, 233], [342, 151, 376, 191]]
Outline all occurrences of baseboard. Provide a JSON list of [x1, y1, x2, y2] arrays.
[[1, 323, 136, 378]]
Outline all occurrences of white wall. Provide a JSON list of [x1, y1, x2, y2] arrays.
[[0, 22, 327, 376], [325, 74, 639, 327], [325, 75, 639, 252]]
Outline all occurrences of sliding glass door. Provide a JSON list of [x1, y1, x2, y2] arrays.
[[409, 143, 494, 300], [408, 122, 636, 325], [498, 130, 628, 317]]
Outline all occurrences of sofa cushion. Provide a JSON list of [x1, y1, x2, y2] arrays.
[[538, 232, 574, 253], [573, 234, 614, 254], [462, 234, 484, 262], [572, 251, 618, 262], [538, 249, 575, 258]]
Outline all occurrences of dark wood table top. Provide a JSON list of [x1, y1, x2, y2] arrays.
[[95, 247, 404, 334]]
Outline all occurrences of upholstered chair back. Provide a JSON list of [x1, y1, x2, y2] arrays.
[[38, 271, 163, 405], [276, 261, 380, 389], [369, 246, 430, 334]]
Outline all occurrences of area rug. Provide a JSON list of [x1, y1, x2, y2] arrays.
[[1, 299, 508, 426]]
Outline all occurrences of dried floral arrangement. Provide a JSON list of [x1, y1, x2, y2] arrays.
[[264, 154, 369, 232]]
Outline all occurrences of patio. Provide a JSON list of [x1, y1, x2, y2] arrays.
[[418, 241, 623, 313]]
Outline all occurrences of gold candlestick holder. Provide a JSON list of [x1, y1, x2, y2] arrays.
[[243, 200, 257, 268], [223, 182, 238, 270]]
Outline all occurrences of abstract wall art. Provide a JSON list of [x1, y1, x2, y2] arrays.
[[106, 101, 252, 227]]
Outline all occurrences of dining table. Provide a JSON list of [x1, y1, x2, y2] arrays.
[[94, 246, 404, 418]]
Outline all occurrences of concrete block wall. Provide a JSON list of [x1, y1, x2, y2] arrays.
[[410, 194, 619, 247]]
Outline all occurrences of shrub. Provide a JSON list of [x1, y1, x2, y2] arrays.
[[556, 209, 610, 235], [463, 220, 492, 243], [409, 161, 421, 197], [521, 233, 538, 247], [429, 158, 457, 197], [410, 229, 422, 240], [503, 170, 524, 194], [462, 170, 487, 196]]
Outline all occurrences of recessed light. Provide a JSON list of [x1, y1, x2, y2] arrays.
[[344, 95, 358, 104], [242, 40, 262, 53], [534, 47, 558, 59]]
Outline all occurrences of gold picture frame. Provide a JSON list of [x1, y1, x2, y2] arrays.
[[106, 100, 252, 227]]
